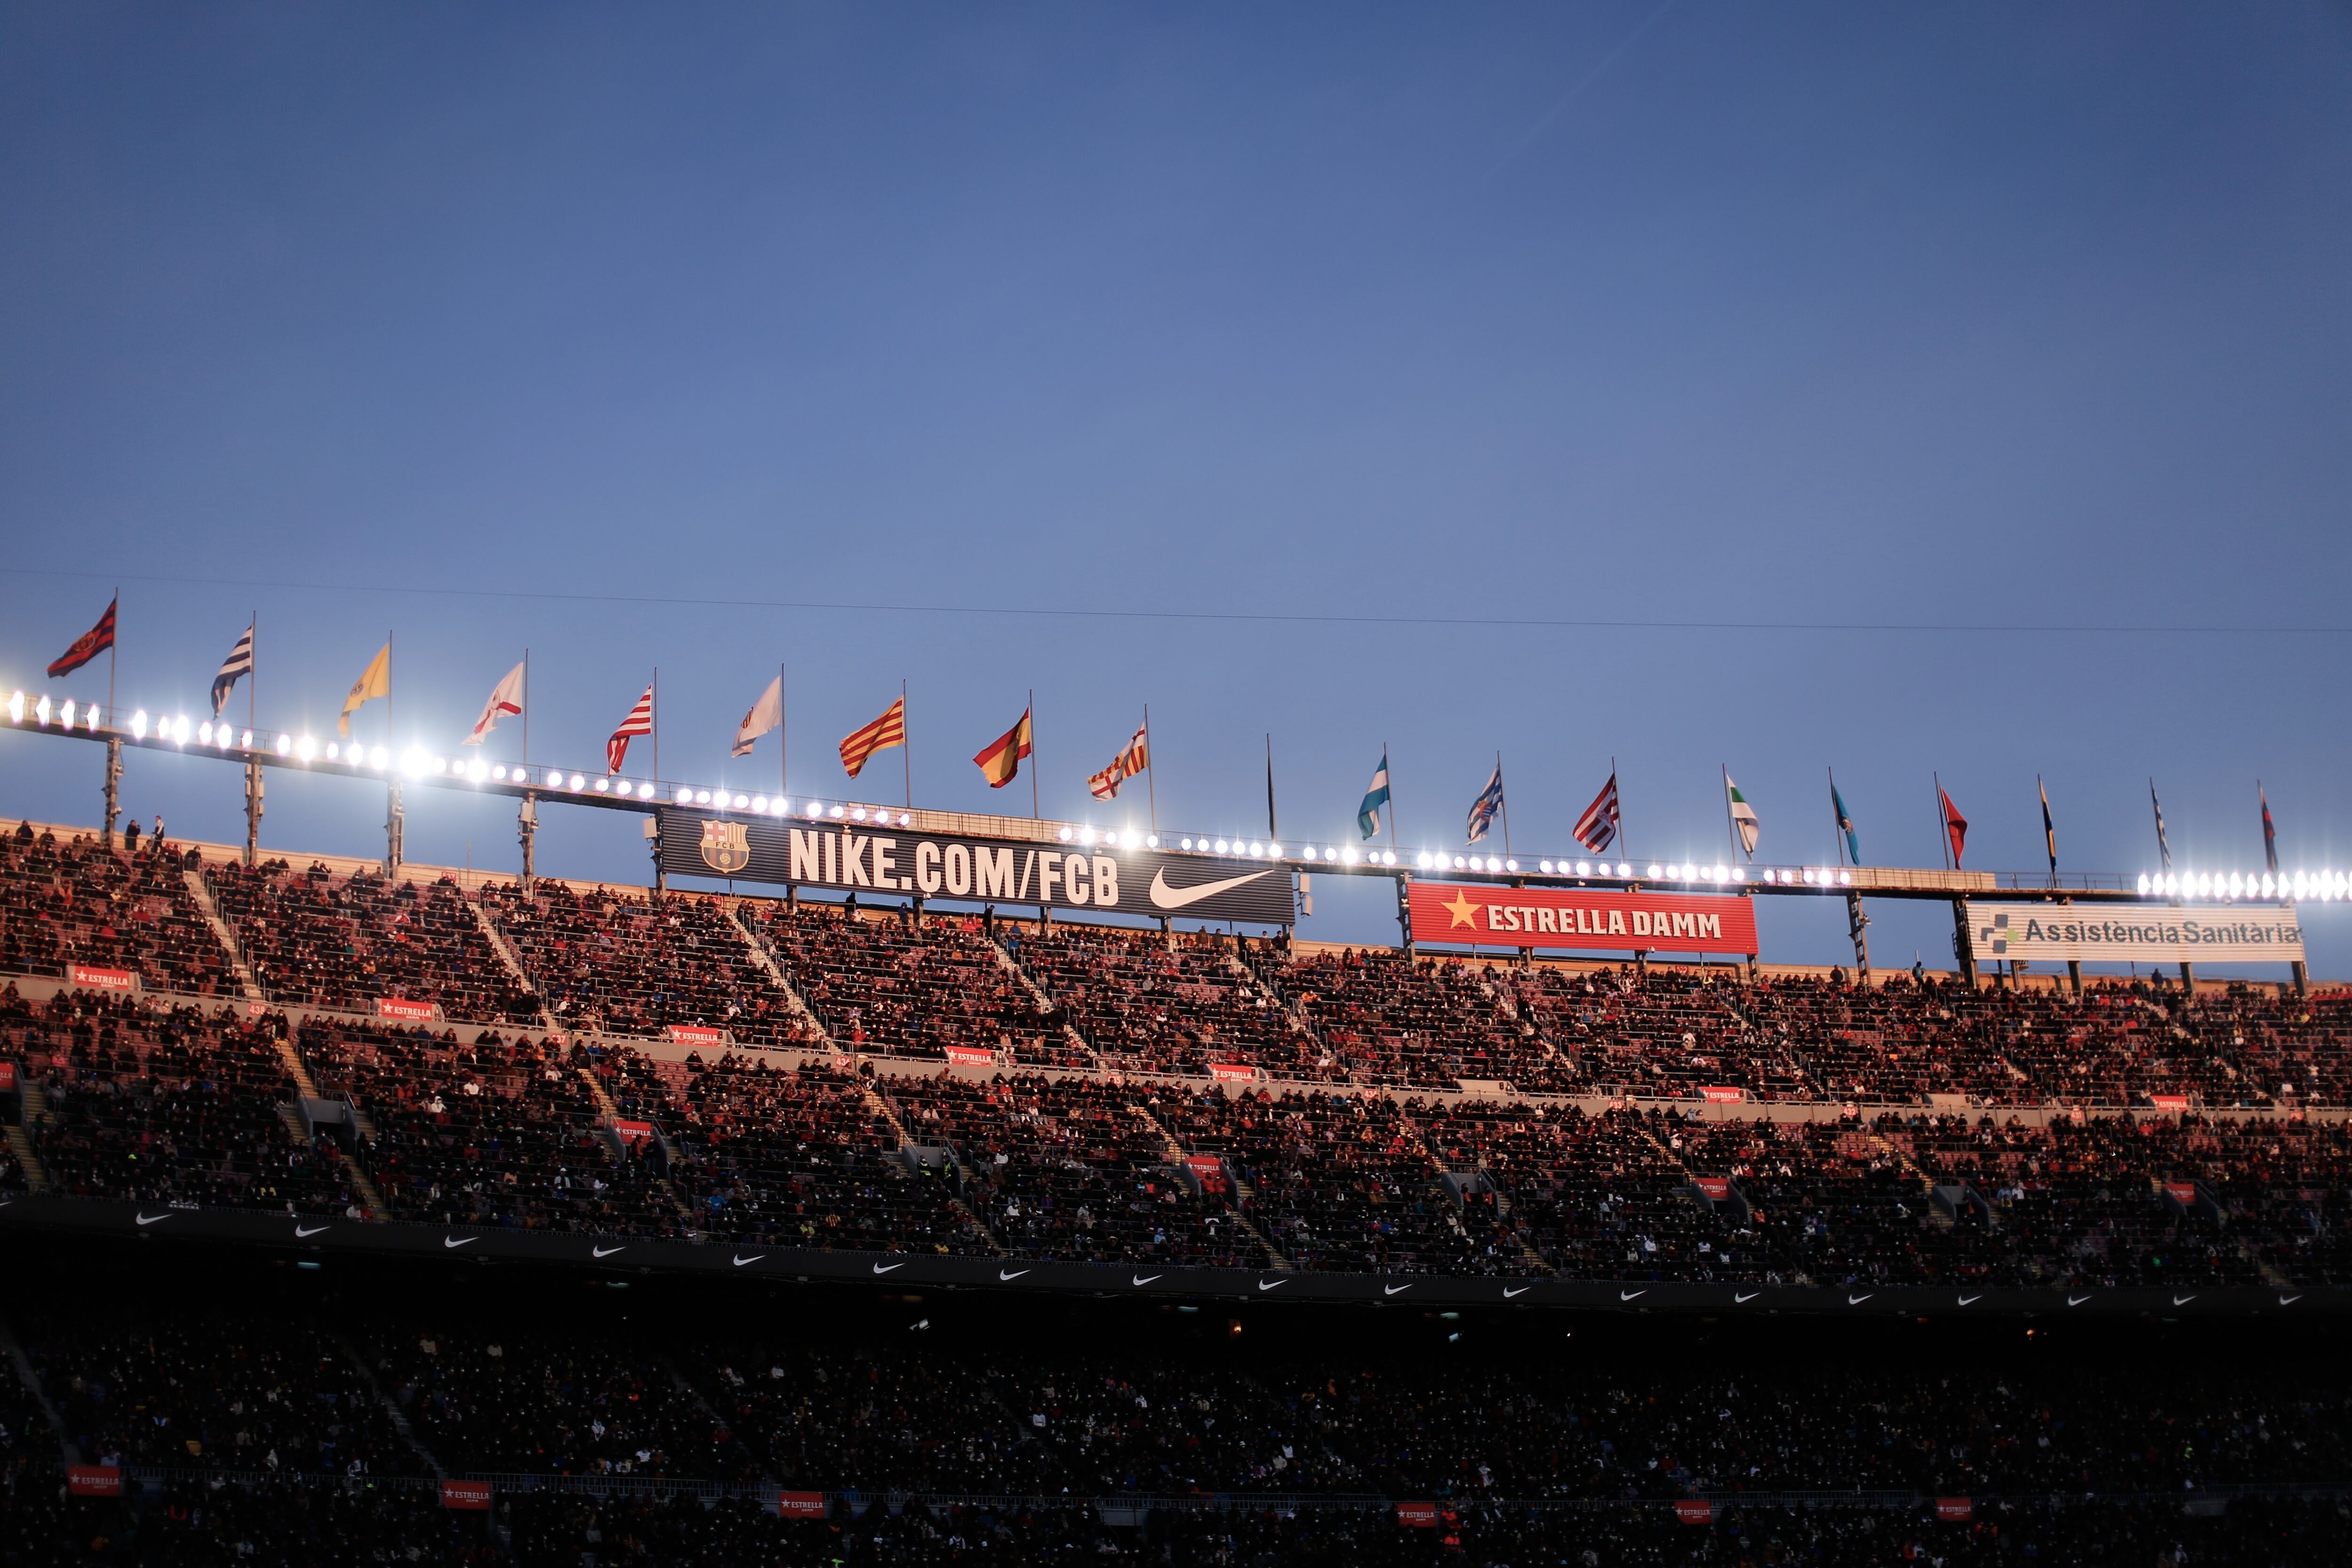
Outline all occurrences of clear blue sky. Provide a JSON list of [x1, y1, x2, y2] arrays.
[[3, 4, 2347, 978]]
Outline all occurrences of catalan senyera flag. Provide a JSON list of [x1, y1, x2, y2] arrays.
[[840, 695, 906, 779], [607, 685, 653, 775], [338, 642, 390, 736], [47, 597, 117, 680], [973, 708, 1033, 789], [1088, 723, 1149, 801]]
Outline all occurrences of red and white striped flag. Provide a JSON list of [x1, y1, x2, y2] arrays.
[[839, 695, 906, 779], [1573, 772, 1620, 854], [607, 686, 653, 775], [1088, 724, 1150, 801]]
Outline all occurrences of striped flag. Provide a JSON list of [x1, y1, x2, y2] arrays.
[[839, 695, 906, 779], [48, 597, 117, 679], [974, 708, 1034, 789], [1088, 723, 1149, 800], [1358, 752, 1391, 839], [607, 686, 654, 774], [210, 621, 254, 718], [1465, 766, 1504, 845], [464, 662, 526, 745], [1724, 771, 1760, 857], [1573, 772, 1620, 854]]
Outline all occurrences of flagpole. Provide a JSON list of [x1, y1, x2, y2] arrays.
[[1029, 689, 1039, 820], [1143, 705, 1155, 834], [1722, 764, 1738, 864], [1828, 767, 1843, 868], [1933, 773, 1949, 871], [1612, 756, 1623, 867], [248, 612, 256, 731], [779, 662, 787, 803], [652, 667, 660, 787], [523, 649, 530, 769], [902, 679, 911, 809], [108, 586, 118, 726]]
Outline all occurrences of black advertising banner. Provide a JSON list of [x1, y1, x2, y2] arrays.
[[657, 808, 1298, 925]]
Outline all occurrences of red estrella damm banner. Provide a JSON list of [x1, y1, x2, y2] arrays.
[[1407, 882, 1758, 956]]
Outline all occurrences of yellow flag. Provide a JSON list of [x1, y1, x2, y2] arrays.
[[339, 642, 390, 736]]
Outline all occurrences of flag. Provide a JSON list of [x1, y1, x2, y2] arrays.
[[1831, 779, 1861, 866], [2260, 784, 2278, 873], [463, 662, 526, 745], [338, 643, 390, 737], [1725, 772, 1760, 857], [47, 598, 117, 680], [2150, 780, 2171, 871], [1358, 752, 1391, 839], [1573, 772, 1620, 854], [1465, 766, 1504, 845], [607, 686, 653, 774], [209, 622, 254, 718], [733, 675, 782, 759], [1939, 785, 1968, 868], [1088, 722, 1149, 800], [975, 708, 1035, 789], [839, 695, 906, 779], [2039, 776, 2057, 873]]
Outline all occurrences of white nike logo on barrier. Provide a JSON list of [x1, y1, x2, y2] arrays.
[[1847, 1293, 1872, 1305], [1131, 1274, 1162, 1286], [134, 1212, 172, 1226], [1383, 1283, 1412, 1296], [1619, 1290, 1645, 1301], [1957, 1294, 1981, 1306], [2280, 1293, 2303, 1306], [733, 1254, 765, 1267], [999, 1268, 1031, 1281], [592, 1245, 625, 1258], [294, 1224, 331, 1238], [2067, 1294, 2090, 1306], [1734, 1292, 1759, 1303], [872, 1261, 904, 1274], [443, 1235, 477, 1249], [1148, 867, 1277, 912], [2172, 1294, 2196, 1306], [1502, 1286, 1530, 1299], [1257, 1278, 1287, 1291]]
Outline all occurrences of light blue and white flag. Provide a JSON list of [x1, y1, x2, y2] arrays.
[[1357, 752, 1392, 839], [1466, 765, 1504, 845], [210, 621, 254, 718]]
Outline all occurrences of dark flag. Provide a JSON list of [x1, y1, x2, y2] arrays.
[[2039, 776, 2057, 876], [2150, 779, 2171, 871], [2260, 784, 2278, 874], [211, 622, 254, 718], [48, 598, 116, 679]]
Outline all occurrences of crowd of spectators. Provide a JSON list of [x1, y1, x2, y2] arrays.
[[1009, 925, 1322, 1079], [0, 826, 237, 996], [202, 859, 533, 1024]]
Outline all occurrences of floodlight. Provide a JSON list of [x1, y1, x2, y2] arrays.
[[296, 736, 316, 761], [274, 734, 290, 756], [1215, 839, 1229, 854], [4, 692, 19, 724]]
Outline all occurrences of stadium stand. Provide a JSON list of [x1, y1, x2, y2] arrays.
[[0, 826, 239, 996]]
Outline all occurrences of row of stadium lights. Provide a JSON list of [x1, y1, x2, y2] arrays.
[[14, 697, 2345, 900]]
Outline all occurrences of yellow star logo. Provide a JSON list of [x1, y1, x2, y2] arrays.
[[1441, 889, 1483, 930]]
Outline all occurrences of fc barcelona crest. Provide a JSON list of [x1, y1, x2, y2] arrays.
[[699, 820, 752, 874]]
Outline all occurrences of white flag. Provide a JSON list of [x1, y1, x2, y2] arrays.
[[463, 661, 526, 745], [1725, 771, 1760, 857], [732, 674, 782, 758]]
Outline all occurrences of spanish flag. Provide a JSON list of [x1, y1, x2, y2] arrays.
[[972, 708, 1033, 789], [339, 641, 390, 736], [839, 694, 906, 779]]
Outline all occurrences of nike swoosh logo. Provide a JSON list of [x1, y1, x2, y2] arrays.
[[294, 1224, 331, 1238], [733, 1254, 765, 1267], [999, 1268, 1031, 1281], [1383, 1283, 1412, 1296], [1847, 1293, 1872, 1305], [1619, 1290, 1645, 1301], [1131, 1274, 1162, 1286], [1257, 1278, 1287, 1291], [443, 1235, 477, 1249], [2172, 1294, 2196, 1306], [1734, 1292, 1759, 1303], [1149, 867, 1277, 912], [872, 1261, 904, 1274], [2279, 1293, 2303, 1306], [1957, 1294, 1981, 1306], [135, 1212, 171, 1226], [592, 1245, 625, 1259], [2067, 1294, 2090, 1306], [1502, 1286, 1530, 1299]]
